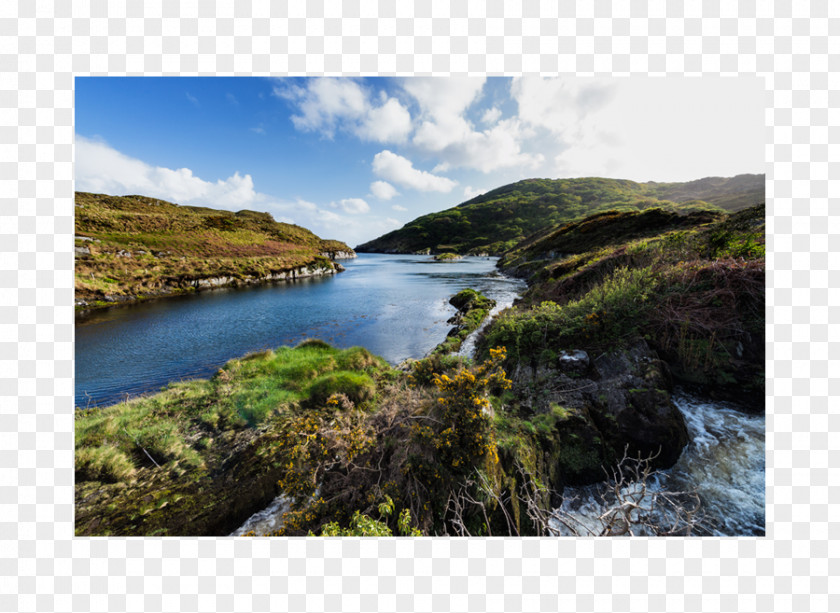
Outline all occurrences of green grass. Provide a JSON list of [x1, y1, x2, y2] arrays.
[[478, 205, 765, 395], [356, 175, 762, 255], [75, 341, 391, 484], [74, 192, 354, 305]]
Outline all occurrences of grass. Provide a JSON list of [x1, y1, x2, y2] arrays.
[[431, 289, 496, 356], [478, 204, 765, 397], [356, 175, 762, 255], [74, 192, 353, 306], [75, 341, 391, 485]]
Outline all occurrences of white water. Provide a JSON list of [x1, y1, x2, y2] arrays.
[[233, 391, 764, 537], [549, 392, 765, 536], [230, 494, 293, 536]]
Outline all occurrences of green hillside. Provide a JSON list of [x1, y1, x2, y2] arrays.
[[355, 174, 764, 255], [74, 192, 354, 308]]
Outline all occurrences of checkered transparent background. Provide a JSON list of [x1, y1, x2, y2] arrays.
[[2, 1, 837, 612]]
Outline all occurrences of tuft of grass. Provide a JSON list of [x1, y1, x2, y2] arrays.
[[308, 372, 376, 407], [75, 446, 137, 483], [75, 341, 392, 486]]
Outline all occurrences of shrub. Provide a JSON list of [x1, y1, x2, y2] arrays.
[[426, 346, 512, 471]]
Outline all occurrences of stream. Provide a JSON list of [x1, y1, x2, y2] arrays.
[[232, 389, 764, 536]]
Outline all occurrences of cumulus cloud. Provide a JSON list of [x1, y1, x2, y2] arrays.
[[462, 186, 487, 201], [372, 150, 457, 193], [481, 107, 502, 124], [74, 135, 401, 247], [402, 77, 486, 123], [75, 135, 258, 208], [332, 198, 371, 214], [400, 77, 542, 173], [276, 78, 412, 144], [511, 76, 616, 137], [391, 204, 408, 212], [370, 180, 399, 200], [356, 97, 412, 143]]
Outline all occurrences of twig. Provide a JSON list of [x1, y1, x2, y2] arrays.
[[122, 427, 162, 468]]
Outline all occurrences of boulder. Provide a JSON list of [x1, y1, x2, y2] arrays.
[[556, 350, 590, 376], [510, 338, 689, 481]]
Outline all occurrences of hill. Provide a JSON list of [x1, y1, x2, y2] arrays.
[[355, 174, 764, 256], [74, 192, 355, 309], [479, 203, 765, 410], [75, 204, 765, 537]]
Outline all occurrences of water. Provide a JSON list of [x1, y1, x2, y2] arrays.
[[550, 391, 765, 536], [75, 253, 526, 408], [234, 391, 764, 537]]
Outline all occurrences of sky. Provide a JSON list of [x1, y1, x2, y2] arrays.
[[75, 76, 765, 247]]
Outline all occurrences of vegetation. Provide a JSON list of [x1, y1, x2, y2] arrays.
[[75, 176, 765, 537], [74, 192, 353, 309], [431, 289, 496, 356], [356, 174, 763, 255], [74, 341, 390, 536], [478, 204, 765, 407], [433, 252, 462, 261]]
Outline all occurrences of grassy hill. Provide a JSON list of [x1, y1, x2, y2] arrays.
[[74, 192, 354, 308], [478, 203, 766, 409], [355, 174, 764, 255]]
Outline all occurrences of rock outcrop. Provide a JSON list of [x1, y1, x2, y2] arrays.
[[507, 338, 689, 488], [320, 250, 357, 260], [74, 261, 344, 308]]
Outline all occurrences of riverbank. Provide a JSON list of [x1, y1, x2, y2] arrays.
[[75, 295, 702, 536], [75, 254, 525, 408], [74, 192, 355, 312], [75, 206, 764, 536]]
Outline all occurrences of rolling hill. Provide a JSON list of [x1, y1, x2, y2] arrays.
[[355, 174, 764, 256], [74, 192, 355, 308]]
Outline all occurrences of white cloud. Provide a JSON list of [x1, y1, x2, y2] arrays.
[[462, 186, 487, 201], [75, 135, 258, 208], [391, 204, 408, 212], [356, 97, 412, 144], [370, 180, 399, 200], [74, 135, 399, 247], [481, 107, 502, 124], [400, 77, 541, 173], [276, 78, 412, 144], [511, 76, 765, 182], [186, 92, 199, 107], [401, 77, 486, 122], [511, 76, 616, 137], [333, 198, 370, 214], [371, 150, 457, 193]]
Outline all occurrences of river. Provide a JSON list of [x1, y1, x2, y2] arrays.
[[75, 253, 763, 537], [74, 253, 526, 408]]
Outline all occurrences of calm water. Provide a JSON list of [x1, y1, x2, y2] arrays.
[[75, 254, 526, 408]]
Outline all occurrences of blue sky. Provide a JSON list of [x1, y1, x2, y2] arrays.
[[75, 76, 765, 247]]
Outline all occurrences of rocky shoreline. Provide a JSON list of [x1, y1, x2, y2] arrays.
[[75, 252, 356, 312]]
